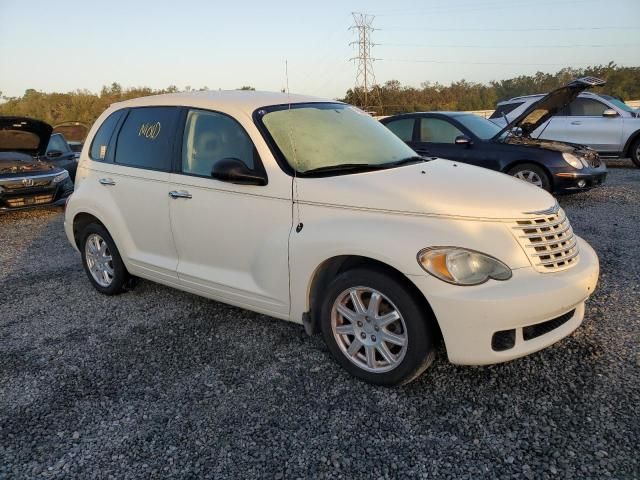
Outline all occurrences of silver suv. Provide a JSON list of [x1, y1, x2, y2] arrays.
[[491, 91, 640, 167]]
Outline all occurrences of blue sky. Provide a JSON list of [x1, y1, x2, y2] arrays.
[[0, 0, 638, 99]]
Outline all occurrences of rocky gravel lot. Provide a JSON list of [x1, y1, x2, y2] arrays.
[[1, 162, 639, 479]]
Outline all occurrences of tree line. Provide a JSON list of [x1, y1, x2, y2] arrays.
[[1, 63, 638, 131], [342, 63, 640, 115]]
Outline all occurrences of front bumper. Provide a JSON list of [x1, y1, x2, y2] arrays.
[[552, 163, 607, 193], [409, 236, 599, 365], [0, 177, 73, 212]]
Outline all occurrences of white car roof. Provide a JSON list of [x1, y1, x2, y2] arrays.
[[111, 90, 336, 114]]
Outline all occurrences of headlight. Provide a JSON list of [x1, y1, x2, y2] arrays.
[[562, 152, 583, 170], [417, 247, 512, 286], [52, 171, 69, 184]]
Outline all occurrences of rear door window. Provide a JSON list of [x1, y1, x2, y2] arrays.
[[90, 110, 126, 161], [114, 107, 180, 171], [568, 98, 608, 116]]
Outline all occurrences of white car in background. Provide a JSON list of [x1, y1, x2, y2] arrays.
[[491, 88, 640, 167], [64, 91, 599, 385]]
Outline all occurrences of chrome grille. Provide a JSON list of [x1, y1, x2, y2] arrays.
[[512, 207, 579, 272], [3, 179, 51, 190]]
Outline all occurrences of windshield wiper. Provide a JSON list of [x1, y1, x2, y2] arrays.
[[383, 156, 427, 167], [302, 163, 390, 175], [302, 156, 427, 175]]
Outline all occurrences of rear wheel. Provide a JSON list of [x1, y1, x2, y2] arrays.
[[630, 137, 640, 168], [320, 268, 436, 386], [80, 223, 129, 295], [508, 163, 552, 192]]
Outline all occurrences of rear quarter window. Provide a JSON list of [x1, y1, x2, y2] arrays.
[[90, 110, 126, 161], [489, 102, 524, 119], [113, 107, 180, 171]]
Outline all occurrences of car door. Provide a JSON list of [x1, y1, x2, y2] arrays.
[[168, 108, 291, 318], [88, 106, 181, 282], [537, 98, 623, 154]]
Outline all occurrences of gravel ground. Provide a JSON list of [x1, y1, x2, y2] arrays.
[[1, 162, 639, 479]]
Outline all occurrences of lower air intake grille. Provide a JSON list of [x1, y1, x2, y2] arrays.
[[523, 309, 576, 341], [6, 194, 55, 208]]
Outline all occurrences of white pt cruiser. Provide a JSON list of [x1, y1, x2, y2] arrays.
[[65, 91, 599, 385]]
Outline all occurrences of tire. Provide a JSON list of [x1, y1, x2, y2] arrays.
[[320, 268, 436, 386], [630, 137, 640, 168], [80, 223, 129, 295], [508, 163, 552, 192]]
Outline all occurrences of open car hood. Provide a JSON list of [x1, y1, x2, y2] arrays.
[[0, 152, 57, 175], [495, 77, 606, 138], [53, 121, 89, 143], [0, 116, 53, 157]]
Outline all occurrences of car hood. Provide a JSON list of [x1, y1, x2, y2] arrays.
[[502, 136, 600, 161], [297, 159, 555, 220], [495, 77, 606, 138], [0, 116, 53, 157], [0, 152, 58, 175]]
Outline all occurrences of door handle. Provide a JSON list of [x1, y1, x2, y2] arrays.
[[169, 190, 192, 199], [99, 178, 116, 186], [570, 121, 582, 125]]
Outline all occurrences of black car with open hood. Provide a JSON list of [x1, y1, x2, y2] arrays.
[[0, 117, 74, 211], [381, 78, 608, 194]]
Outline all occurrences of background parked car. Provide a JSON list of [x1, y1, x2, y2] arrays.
[[46, 133, 78, 180], [491, 91, 640, 167], [381, 111, 606, 194], [53, 121, 88, 161], [0, 116, 74, 211]]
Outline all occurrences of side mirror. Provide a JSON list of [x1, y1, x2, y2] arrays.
[[46, 150, 63, 159], [211, 158, 267, 186], [454, 135, 472, 146], [602, 109, 618, 118]]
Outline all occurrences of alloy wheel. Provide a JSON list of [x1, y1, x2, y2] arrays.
[[331, 286, 408, 373], [84, 233, 114, 287], [513, 170, 543, 187]]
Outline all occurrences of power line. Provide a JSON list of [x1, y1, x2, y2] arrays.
[[349, 12, 382, 112], [371, 0, 602, 15], [384, 58, 630, 66], [377, 43, 640, 49], [381, 26, 638, 32]]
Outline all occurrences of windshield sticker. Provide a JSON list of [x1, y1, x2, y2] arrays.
[[99, 145, 107, 159], [138, 122, 161, 140]]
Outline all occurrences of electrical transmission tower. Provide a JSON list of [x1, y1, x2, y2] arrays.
[[349, 12, 382, 114]]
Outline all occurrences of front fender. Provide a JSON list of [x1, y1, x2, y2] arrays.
[[289, 203, 530, 322]]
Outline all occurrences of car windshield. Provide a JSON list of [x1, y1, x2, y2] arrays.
[[259, 103, 418, 174], [453, 114, 503, 140], [599, 95, 635, 113]]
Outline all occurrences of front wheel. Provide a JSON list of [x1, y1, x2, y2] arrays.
[[508, 163, 552, 192], [630, 137, 640, 168], [320, 268, 436, 386]]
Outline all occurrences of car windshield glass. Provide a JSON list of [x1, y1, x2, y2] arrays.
[[453, 114, 502, 140], [259, 103, 417, 174], [600, 95, 635, 113]]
